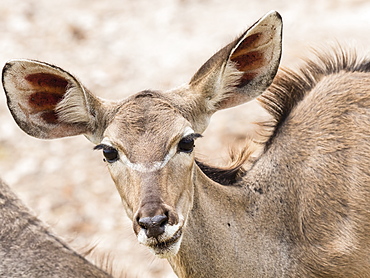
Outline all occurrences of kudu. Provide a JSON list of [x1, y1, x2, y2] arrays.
[[0, 178, 113, 277], [3, 10, 370, 277]]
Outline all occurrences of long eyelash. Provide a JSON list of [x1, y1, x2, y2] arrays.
[[184, 133, 203, 140], [93, 144, 113, 151]]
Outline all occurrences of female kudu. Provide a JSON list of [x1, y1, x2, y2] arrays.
[[3, 11, 370, 277]]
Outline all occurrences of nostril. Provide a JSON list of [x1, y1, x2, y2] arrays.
[[138, 214, 168, 238], [154, 214, 168, 227], [138, 217, 150, 229]]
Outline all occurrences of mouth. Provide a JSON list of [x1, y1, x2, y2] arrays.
[[146, 228, 183, 257]]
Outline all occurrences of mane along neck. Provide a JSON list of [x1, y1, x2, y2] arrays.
[[259, 46, 370, 140], [197, 46, 370, 186]]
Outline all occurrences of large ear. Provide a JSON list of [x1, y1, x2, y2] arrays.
[[2, 59, 108, 143], [189, 11, 282, 113]]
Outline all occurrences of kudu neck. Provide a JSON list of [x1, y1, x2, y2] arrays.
[[167, 165, 248, 276], [168, 157, 295, 277]]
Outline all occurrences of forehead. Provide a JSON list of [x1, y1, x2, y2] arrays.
[[104, 91, 190, 160], [117, 91, 179, 130]]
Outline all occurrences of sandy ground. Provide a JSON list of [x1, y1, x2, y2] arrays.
[[0, 0, 370, 277]]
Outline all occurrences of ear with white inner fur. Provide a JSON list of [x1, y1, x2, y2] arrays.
[[189, 10, 282, 112], [2, 59, 107, 142]]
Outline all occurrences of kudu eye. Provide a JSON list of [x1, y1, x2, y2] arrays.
[[94, 144, 120, 163], [178, 137, 195, 153], [94, 144, 119, 163], [103, 148, 119, 163]]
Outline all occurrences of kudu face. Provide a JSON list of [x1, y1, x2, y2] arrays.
[[2, 11, 282, 257], [100, 92, 197, 256]]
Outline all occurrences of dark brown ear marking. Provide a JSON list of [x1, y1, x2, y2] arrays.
[[234, 33, 262, 52], [28, 91, 64, 111], [25, 73, 69, 121], [40, 111, 59, 124], [25, 73, 68, 91], [236, 72, 259, 88], [229, 32, 267, 88], [231, 51, 265, 72]]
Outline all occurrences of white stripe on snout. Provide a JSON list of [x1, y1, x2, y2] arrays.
[[102, 127, 195, 173]]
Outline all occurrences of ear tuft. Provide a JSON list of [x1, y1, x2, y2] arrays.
[[56, 85, 93, 125]]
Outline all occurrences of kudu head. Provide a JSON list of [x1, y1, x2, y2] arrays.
[[2, 11, 282, 257]]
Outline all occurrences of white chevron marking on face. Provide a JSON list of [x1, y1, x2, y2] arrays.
[[102, 127, 195, 173]]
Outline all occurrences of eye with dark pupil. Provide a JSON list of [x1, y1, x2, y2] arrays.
[[178, 138, 195, 153], [103, 148, 119, 162]]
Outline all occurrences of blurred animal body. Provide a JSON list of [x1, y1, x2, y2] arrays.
[[0, 179, 112, 277], [3, 10, 370, 277]]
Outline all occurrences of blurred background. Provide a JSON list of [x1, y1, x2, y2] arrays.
[[0, 0, 369, 277]]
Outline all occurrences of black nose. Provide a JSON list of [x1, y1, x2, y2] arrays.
[[138, 214, 168, 238]]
